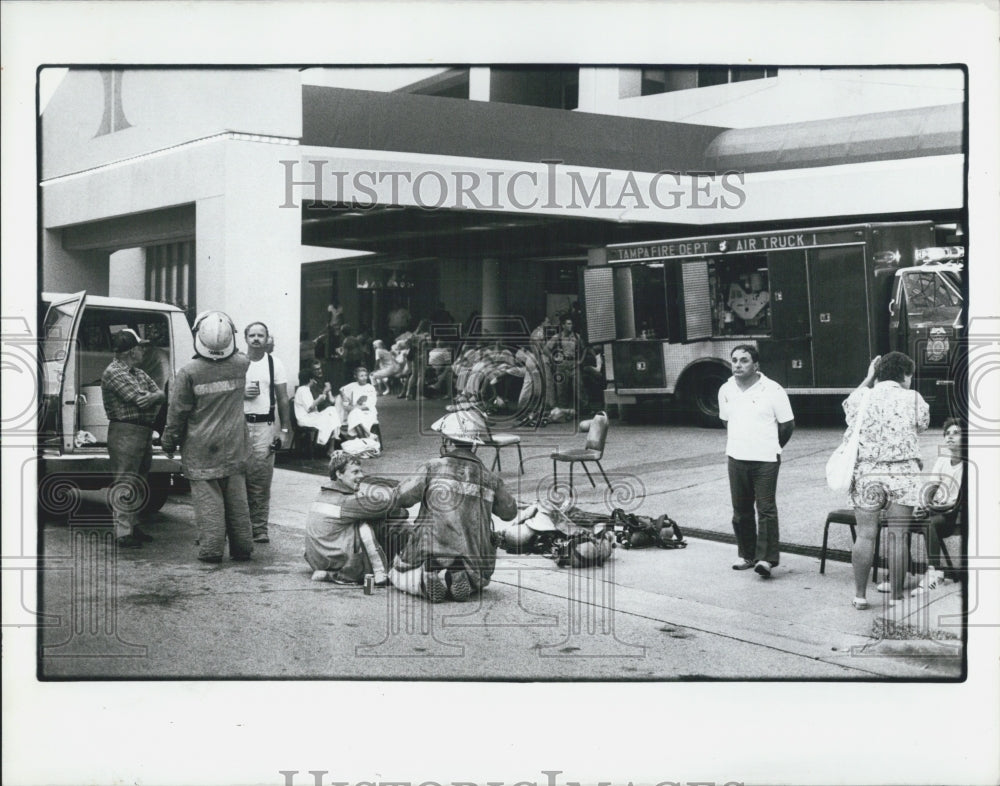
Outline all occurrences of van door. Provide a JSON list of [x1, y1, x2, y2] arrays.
[[40, 291, 87, 453]]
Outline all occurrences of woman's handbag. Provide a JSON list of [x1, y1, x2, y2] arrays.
[[826, 389, 872, 492]]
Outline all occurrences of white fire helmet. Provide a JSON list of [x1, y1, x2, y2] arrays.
[[193, 310, 237, 361], [430, 408, 486, 445]]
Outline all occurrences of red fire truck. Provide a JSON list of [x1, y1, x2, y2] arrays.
[[582, 221, 965, 425]]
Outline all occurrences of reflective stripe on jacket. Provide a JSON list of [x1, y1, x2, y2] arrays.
[[162, 353, 251, 479]]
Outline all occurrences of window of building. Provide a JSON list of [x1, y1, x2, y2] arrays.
[[640, 66, 778, 95], [489, 67, 579, 110]]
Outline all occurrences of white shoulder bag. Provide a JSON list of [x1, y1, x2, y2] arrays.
[[826, 388, 872, 493]]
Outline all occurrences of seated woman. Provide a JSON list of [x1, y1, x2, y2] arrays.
[[369, 339, 400, 395], [911, 418, 965, 595], [293, 360, 342, 457], [339, 366, 382, 444], [390, 332, 414, 398], [304, 451, 392, 585]]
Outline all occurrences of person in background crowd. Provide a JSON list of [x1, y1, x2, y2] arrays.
[[370, 339, 399, 395], [430, 301, 455, 326], [569, 300, 585, 335], [580, 345, 605, 416], [136, 322, 172, 392], [424, 339, 454, 398], [718, 344, 795, 580], [386, 408, 517, 602], [327, 299, 344, 330], [530, 315, 556, 411], [243, 321, 292, 544], [339, 366, 382, 444], [293, 360, 342, 457], [388, 307, 411, 339], [101, 328, 166, 549], [844, 352, 930, 609], [304, 451, 393, 585], [910, 418, 965, 595], [514, 344, 544, 423], [162, 311, 254, 564], [403, 319, 433, 400], [334, 324, 365, 390], [545, 316, 582, 409]]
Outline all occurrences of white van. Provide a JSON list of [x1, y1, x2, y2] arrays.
[[39, 291, 196, 514]]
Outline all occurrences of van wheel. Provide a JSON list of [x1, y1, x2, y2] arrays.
[[682, 365, 729, 428]]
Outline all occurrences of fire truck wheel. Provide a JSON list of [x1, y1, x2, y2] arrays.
[[682, 364, 729, 428]]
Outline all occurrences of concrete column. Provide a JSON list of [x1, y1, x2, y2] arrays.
[[578, 68, 626, 113], [469, 68, 491, 101], [618, 68, 642, 100], [108, 248, 146, 299], [195, 140, 302, 382], [481, 258, 502, 321]]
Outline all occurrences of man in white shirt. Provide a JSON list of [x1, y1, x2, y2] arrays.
[[718, 344, 795, 578], [243, 321, 292, 543]]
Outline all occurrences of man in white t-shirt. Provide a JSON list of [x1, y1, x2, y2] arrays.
[[718, 344, 795, 579], [243, 321, 292, 543]]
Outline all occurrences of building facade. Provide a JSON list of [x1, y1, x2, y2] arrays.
[[40, 66, 965, 384]]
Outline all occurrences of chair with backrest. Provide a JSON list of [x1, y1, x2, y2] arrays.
[[819, 507, 953, 582], [551, 411, 611, 493], [480, 422, 523, 475], [289, 399, 320, 459]]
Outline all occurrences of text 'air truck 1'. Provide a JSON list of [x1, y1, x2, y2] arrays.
[[582, 221, 965, 425]]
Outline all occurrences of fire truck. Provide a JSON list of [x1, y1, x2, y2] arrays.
[[581, 221, 965, 425]]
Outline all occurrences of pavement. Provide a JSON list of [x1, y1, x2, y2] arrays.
[[37, 395, 964, 679]]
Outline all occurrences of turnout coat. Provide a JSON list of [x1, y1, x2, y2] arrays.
[[392, 447, 518, 588]]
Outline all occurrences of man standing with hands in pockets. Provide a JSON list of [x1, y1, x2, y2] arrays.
[[718, 344, 795, 578], [243, 321, 292, 544]]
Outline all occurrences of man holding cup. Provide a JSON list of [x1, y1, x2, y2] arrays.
[[243, 321, 292, 543]]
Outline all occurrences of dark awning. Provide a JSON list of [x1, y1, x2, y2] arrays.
[[302, 85, 725, 174]]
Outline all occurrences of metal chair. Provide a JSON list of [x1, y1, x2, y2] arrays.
[[551, 411, 611, 493], [819, 507, 951, 582], [480, 429, 523, 474], [289, 405, 320, 459]]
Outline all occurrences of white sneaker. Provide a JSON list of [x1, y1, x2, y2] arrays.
[[876, 581, 891, 593], [311, 570, 331, 582]]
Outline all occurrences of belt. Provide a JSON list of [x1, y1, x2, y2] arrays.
[[245, 413, 275, 424]]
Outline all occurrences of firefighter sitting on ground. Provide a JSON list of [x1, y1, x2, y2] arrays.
[[304, 451, 395, 585], [386, 407, 518, 602]]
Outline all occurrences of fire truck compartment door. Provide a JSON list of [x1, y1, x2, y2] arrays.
[[767, 250, 810, 340], [808, 247, 871, 388]]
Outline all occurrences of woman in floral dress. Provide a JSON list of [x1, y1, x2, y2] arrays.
[[845, 352, 930, 608]]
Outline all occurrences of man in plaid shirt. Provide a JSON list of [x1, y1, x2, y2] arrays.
[[101, 328, 166, 548]]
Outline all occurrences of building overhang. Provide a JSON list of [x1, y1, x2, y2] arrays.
[[291, 146, 963, 264]]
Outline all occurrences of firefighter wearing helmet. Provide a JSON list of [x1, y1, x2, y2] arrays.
[[162, 311, 254, 563], [383, 407, 518, 602]]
